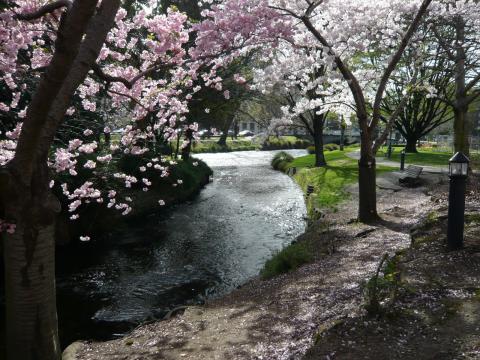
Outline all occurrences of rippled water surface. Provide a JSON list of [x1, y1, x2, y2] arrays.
[[56, 150, 307, 345]]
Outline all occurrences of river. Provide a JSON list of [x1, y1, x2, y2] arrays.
[[55, 149, 307, 346]]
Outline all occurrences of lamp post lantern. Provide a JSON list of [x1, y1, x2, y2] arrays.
[[447, 152, 470, 250]]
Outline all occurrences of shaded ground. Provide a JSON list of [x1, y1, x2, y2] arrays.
[[305, 191, 480, 360], [70, 171, 479, 360]]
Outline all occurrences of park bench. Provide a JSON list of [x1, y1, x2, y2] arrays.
[[399, 165, 423, 186]]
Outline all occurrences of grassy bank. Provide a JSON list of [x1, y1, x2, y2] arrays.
[[287, 150, 395, 214], [191, 135, 311, 153], [262, 149, 395, 278]]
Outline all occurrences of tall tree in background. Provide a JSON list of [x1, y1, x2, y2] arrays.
[[431, 2, 480, 156], [382, 42, 453, 153]]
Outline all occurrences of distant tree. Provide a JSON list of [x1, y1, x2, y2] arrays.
[[382, 42, 453, 153], [430, 2, 480, 156]]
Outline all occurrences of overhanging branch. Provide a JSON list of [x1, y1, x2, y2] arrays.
[[15, 0, 72, 21]]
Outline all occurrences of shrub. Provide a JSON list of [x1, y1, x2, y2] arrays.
[[307, 145, 316, 154], [262, 136, 311, 150], [324, 143, 339, 151], [271, 151, 294, 171], [294, 139, 311, 148], [261, 241, 313, 279]]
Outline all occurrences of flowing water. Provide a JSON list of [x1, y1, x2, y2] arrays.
[[55, 150, 307, 346]]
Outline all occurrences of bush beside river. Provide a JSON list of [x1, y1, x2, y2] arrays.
[[54, 157, 213, 246]]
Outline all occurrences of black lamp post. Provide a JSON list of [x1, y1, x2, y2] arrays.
[[447, 152, 470, 250], [400, 149, 406, 171]]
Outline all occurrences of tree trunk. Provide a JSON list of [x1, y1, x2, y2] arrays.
[[233, 121, 239, 139], [104, 132, 111, 146], [217, 118, 233, 147], [358, 157, 379, 223], [181, 128, 193, 161], [405, 137, 418, 153], [358, 130, 379, 223], [340, 125, 345, 151], [453, 17, 470, 157], [1, 165, 62, 360], [1, 3, 121, 359], [4, 222, 60, 360], [217, 133, 228, 147], [453, 107, 471, 156], [313, 115, 326, 167]]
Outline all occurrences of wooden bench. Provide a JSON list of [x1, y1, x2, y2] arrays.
[[399, 165, 423, 186]]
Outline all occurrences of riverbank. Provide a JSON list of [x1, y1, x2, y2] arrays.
[[191, 135, 311, 153], [275, 149, 396, 218], [66, 161, 480, 359], [55, 158, 213, 245]]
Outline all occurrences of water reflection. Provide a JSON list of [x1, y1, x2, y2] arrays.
[[56, 149, 307, 345]]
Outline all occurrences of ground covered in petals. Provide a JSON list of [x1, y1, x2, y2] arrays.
[[68, 172, 480, 360]]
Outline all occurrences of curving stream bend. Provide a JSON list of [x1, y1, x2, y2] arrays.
[[55, 149, 307, 346]]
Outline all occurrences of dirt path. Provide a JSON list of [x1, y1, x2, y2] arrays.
[[304, 190, 480, 359], [70, 175, 444, 360]]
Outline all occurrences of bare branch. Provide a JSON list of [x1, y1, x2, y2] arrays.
[[92, 64, 133, 89], [370, 0, 433, 132], [430, 24, 456, 61], [465, 72, 480, 94], [107, 88, 147, 109]]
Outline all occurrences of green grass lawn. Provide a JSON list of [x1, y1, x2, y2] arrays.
[[376, 146, 480, 170], [472, 153, 480, 169], [377, 147, 453, 166], [287, 150, 395, 211]]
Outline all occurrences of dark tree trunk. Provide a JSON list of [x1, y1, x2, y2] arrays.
[[358, 130, 380, 223], [2, 165, 62, 360], [181, 128, 193, 161], [313, 115, 326, 167], [358, 157, 379, 223], [453, 107, 470, 157], [453, 17, 470, 157], [233, 122, 239, 139], [217, 133, 228, 147], [217, 117, 234, 147], [0, 3, 121, 359], [405, 137, 418, 153], [340, 125, 345, 151], [104, 132, 111, 146]]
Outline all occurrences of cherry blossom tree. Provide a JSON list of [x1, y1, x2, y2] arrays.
[[253, 41, 352, 167], [0, 1, 291, 358], [268, 0, 433, 222]]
